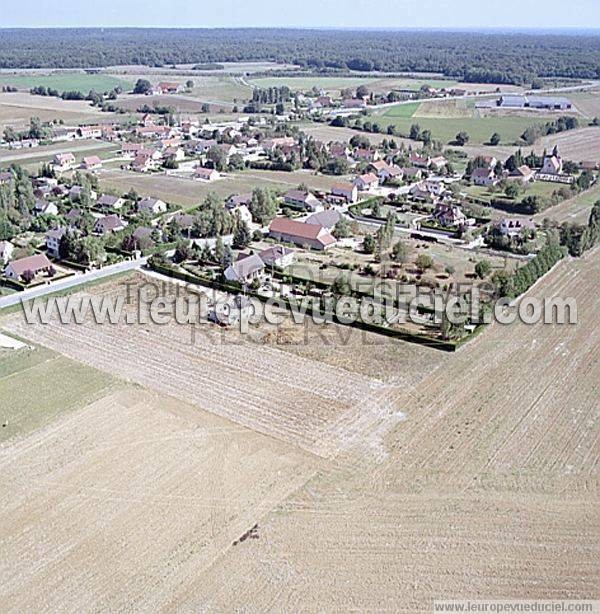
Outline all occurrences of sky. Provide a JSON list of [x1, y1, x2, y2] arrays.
[[1, 0, 599, 30]]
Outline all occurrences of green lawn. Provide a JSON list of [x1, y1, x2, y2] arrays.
[[0, 73, 134, 94]]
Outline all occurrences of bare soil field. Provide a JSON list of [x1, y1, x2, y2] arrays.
[[0, 92, 109, 130]]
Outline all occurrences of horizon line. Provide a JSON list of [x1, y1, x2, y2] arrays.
[[0, 26, 599, 33]]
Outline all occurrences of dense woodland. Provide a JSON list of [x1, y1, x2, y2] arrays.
[[0, 29, 599, 84]]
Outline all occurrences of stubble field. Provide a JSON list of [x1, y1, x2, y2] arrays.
[[0, 247, 598, 610]]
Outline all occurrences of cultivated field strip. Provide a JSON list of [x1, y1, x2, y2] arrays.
[[4, 279, 388, 458]]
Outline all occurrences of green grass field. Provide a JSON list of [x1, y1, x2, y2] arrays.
[[0, 339, 120, 442], [464, 181, 559, 205], [0, 73, 134, 94], [381, 102, 420, 118], [373, 103, 557, 145]]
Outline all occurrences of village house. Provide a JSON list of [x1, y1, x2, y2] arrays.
[[262, 137, 296, 152], [45, 228, 66, 258], [170, 213, 196, 236], [78, 126, 102, 139], [402, 167, 423, 182], [471, 167, 499, 186], [368, 160, 403, 183], [226, 193, 253, 209], [432, 203, 468, 228], [138, 197, 167, 215], [163, 146, 185, 163], [194, 167, 220, 182], [330, 183, 358, 204], [424, 178, 448, 197], [429, 156, 448, 171], [131, 226, 157, 248], [81, 155, 102, 171], [0, 240, 14, 264], [224, 253, 265, 284], [500, 218, 536, 237], [69, 185, 97, 202], [269, 217, 337, 250], [33, 199, 59, 217], [52, 152, 76, 172], [153, 82, 181, 95], [131, 153, 158, 173], [9, 138, 39, 150], [258, 245, 296, 269], [305, 209, 343, 232], [121, 143, 144, 159], [94, 214, 127, 235], [341, 98, 367, 109], [354, 172, 379, 191], [4, 253, 52, 282], [353, 148, 380, 163], [283, 189, 323, 212], [509, 165, 535, 183], [409, 153, 431, 168], [0, 171, 13, 186], [97, 194, 125, 211], [481, 155, 498, 169]]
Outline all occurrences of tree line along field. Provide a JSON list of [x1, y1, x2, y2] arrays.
[[247, 76, 462, 94]]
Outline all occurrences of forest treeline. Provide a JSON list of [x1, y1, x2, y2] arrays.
[[0, 29, 599, 84]]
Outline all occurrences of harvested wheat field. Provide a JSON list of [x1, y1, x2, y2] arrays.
[[1, 249, 599, 611], [0, 388, 317, 612]]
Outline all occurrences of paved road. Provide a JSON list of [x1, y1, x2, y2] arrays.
[[0, 257, 147, 310]]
